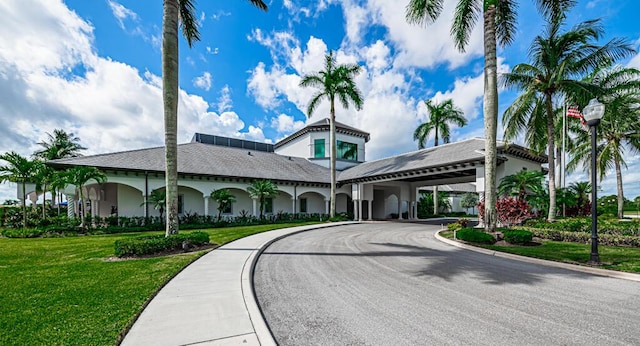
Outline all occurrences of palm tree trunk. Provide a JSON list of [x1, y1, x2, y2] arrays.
[[483, 5, 498, 232], [22, 181, 27, 227], [42, 184, 46, 219], [163, 0, 180, 236], [614, 155, 624, 219], [545, 93, 556, 222], [329, 98, 337, 218]]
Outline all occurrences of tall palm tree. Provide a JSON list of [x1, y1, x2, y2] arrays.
[[65, 166, 107, 229], [299, 51, 364, 217], [50, 170, 69, 216], [566, 66, 640, 218], [211, 188, 236, 221], [498, 170, 545, 201], [34, 162, 54, 218], [0, 152, 40, 226], [414, 98, 466, 213], [247, 179, 278, 219], [162, 0, 267, 236], [33, 129, 86, 160], [501, 13, 635, 222], [405, 0, 523, 232]]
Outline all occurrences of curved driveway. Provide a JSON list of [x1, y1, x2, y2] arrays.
[[254, 222, 640, 345]]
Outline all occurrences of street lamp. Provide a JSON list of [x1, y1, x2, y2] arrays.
[[582, 98, 605, 264]]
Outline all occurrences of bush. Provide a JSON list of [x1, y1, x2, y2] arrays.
[[447, 222, 462, 231], [503, 229, 533, 244], [479, 197, 534, 227], [114, 231, 211, 257], [456, 228, 496, 244]]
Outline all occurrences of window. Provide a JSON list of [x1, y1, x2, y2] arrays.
[[178, 194, 184, 214], [314, 139, 325, 158], [265, 198, 274, 214], [299, 198, 307, 213], [337, 140, 358, 161]]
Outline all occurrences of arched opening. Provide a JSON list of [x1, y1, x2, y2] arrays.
[[297, 191, 326, 214], [335, 192, 353, 216]]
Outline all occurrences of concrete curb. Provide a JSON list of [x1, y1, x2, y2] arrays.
[[434, 230, 640, 282], [242, 221, 359, 345]]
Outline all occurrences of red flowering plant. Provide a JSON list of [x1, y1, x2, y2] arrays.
[[478, 197, 534, 227]]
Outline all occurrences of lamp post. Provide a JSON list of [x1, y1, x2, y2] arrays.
[[582, 98, 605, 264]]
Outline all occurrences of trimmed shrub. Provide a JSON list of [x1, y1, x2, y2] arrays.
[[114, 231, 211, 257], [456, 228, 496, 244], [447, 222, 462, 231], [503, 229, 533, 244]]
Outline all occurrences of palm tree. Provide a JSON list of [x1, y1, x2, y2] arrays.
[[247, 180, 278, 219], [33, 162, 54, 218], [50, 170, 69, 216], [414, 98, 467, 214], [0, 152, 40, 226], [33, 129, 86, 160], [566, 66, 640, 218], [161, 0, 267, 236], [498, 170, 545, 201], [65, 166, 107, 229], [568, 181, 591, 212], [142, 189, 166, 223], [405, 0, 524, 232], [211, 188, 236, 221], [299, 51, 364, 218], [501, 13, 635, 222]]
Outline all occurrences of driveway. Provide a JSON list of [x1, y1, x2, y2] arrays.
[[253, 222, 640, 345]]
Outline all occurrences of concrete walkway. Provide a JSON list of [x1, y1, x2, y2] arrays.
[[120, 222, 354, 346]]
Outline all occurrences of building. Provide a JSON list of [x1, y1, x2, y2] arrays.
[[45, 119, 547, 220]]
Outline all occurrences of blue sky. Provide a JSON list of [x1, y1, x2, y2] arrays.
[[1, 0, 639, 203]]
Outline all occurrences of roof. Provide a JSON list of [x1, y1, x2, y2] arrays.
[[420, 183, 477, 193], [274, 118, 370, 148], [338, 138, 547, 184], [48, 142, 331, 184]]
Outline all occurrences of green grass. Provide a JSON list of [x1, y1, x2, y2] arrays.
[[0, 222, 319, 346], [440, 230, 640, 273], [484, 241, 640, 273]]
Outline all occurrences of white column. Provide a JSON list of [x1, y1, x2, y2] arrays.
[[359, 200, 364, 221], [291, 197, 296, 214], [90, 200, 96, 218], [367, 200, 373, 220], [353, 199, 359, 220], [95, 200, 100, 218], [203, 195, 210, 216], [67, 195, 76, 218], [398, 199, 403, 220], [413, 201, 418, 220], [325, 199, 329, 215], [142, 193, 148, 218], [252, 198, 258, 217]]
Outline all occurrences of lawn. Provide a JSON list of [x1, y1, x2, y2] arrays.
[[0, 222, 319, 346], [440, 231, 640, 273]]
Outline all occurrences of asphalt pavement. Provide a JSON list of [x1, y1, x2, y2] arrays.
[[254, 222, 640, 345]]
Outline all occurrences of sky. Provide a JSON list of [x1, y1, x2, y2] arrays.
[[1, 0, 640, 203]]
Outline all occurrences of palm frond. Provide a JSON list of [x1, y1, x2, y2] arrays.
[[405, 0, 444, 25], [451, 0, 480, 52]]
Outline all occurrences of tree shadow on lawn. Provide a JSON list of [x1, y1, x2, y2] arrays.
[[262, 241, 592, 286]]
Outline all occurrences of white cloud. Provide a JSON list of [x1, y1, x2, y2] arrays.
[[193, 72, 212, 91], [271, 114, 305, 133], [107, 0, 138, 30], [216, 85, 233, 114], [0, 0, 267, 203]]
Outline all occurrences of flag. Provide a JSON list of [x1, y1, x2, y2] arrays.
[[567, 105, 583, 119], [567, 105, 586, 126]]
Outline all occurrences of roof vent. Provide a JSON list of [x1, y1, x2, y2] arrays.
[[247, 151, 252, 156], [288, 156, 293, 161]]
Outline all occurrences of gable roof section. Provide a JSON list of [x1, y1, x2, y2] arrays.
[[338, 138, 547, 184], [48, 143, 331, 184], [274, 118, 370, 149]]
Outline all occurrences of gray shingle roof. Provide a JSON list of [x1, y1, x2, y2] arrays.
[[48, 143, 331, 184], [337, 138, 547, 183]]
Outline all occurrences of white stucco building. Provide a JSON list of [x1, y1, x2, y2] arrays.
[[45, 119, 547, 220]]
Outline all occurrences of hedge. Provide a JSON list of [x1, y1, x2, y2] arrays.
[[456, 228, 495, 244], [503, 230, 533, 244], [521, 227, 640, 247], [114, 232, 211, 257]]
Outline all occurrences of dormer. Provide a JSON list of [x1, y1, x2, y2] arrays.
[[274, 118, 370, 170]]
